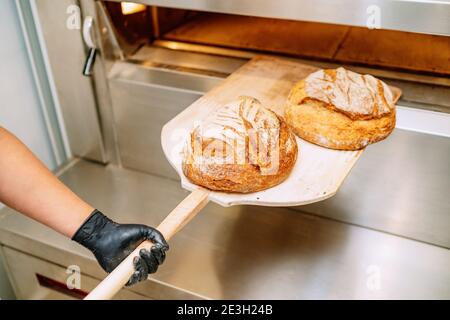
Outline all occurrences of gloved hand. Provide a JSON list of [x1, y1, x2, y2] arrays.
[[72, 209, 169, 286]]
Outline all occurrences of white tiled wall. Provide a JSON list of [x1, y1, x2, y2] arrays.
[[0, 0, 58, 300]]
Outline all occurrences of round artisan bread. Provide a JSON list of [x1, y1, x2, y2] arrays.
[[182, 96, 298, 193], [285, 68, 396, 150]]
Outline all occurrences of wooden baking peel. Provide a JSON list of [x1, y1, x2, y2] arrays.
[[85, 56, 401, 299]]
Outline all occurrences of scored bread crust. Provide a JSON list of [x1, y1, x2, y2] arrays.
[[285, 69, 396, 150], [182, 97, 298, 193]]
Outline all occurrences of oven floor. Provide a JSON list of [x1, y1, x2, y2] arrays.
[[163, 13, 450, 76]]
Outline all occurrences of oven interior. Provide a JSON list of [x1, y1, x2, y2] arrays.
[[103, 3, 450, 78], [95, 2, 450, 117]]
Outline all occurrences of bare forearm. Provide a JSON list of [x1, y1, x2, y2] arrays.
[[0, 127, 93, 237]]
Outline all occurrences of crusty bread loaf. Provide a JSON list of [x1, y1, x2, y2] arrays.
[[285, 67, 396, 150], [182, 96, 298, 193]]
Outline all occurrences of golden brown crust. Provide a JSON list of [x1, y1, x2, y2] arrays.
[[285, 75, 396, 150], [182, 97, 298, 193], [302, 68, 395, 120]]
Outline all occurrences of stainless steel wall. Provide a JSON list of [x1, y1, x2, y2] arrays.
[[108, 49, 243, 178], [32, 0, 107, 163]]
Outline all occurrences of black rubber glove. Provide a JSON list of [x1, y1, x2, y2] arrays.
[[72, 209, 169, 286]]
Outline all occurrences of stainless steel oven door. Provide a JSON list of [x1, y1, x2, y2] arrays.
[[26, 0, 111, 163]]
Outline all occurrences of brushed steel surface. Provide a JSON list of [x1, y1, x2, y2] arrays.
[[34, 0, 106, 162], [109, 80, 200, 179], [134, 45, 450, 111], [109, 60, 226, 93], [131, 46, 247, 76], [151, 41, 450, 88], [0, 160, 449, 299], [80, 0, 122, 165], [108, 0, 450, 36], [2, 246, 148, 299], [298, 129, 450, 248], [108, 62, 223, 179]]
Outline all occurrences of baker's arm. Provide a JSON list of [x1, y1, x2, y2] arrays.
[[0, 127, 168, 285]]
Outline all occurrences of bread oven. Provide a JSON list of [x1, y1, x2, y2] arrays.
[[84, 0, 450, 172], [1, 0, 449, 299], [106, 2, 450, 76]]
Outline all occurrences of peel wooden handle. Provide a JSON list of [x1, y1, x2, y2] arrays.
[[84, 189, 210, 300]]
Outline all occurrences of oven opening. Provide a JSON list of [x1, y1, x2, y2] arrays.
[[102, 2, 449, 77]]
